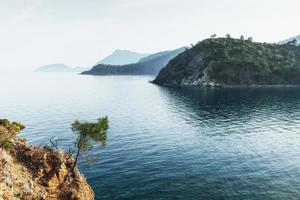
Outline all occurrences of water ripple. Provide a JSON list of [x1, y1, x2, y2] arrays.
[[1, 74, 300, 199]]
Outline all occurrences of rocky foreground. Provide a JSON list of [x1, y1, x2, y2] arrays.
[[0, 119, 94, 200]]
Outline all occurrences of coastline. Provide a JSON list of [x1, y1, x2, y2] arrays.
[[151, 81, 300, 89], [0, 119, 95, 200]]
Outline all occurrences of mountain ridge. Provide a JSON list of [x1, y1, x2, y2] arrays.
[[96, 49, 150, 65], [82, 47, 186, 75]]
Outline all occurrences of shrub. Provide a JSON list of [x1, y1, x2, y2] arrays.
[[0, 119, 25, 149]]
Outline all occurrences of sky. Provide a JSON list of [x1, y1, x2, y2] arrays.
[[0, 0, 299, 72]]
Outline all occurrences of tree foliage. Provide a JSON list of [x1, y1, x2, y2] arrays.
[[154, 37, 300, 86], [287, 39, 297, 46], [210, 34, 217, 38], [71, 117, 109, 172]]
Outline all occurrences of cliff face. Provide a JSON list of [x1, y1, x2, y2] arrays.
[[153, 38, 300, 87], [0, 119, 94, 200]]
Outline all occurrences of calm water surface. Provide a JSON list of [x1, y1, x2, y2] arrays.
[[1, 73, 300, 200]]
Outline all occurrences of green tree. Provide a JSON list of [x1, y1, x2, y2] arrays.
[[210, 34, 217, 38], [71, 117, 109, 173]]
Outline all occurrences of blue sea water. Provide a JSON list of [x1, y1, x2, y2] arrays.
[[1, 73, 300, 199]]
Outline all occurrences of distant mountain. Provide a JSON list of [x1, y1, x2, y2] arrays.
[[82, 47, 186, 75], [35, 64, 89, 73], [96, 50, 150, 65], [137, 49, 179, 63], [279, 35, 300, 45], [153, 38, 300, 87]]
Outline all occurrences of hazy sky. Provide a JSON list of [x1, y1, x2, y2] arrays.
[[1, 0, 299, 72]]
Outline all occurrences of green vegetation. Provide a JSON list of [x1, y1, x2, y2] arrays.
[[0, 119, 25, 149], [154, 37, 300, 86], [71, 117, 109, 172]]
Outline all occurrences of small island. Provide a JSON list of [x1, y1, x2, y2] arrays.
[[35, 64, 89, 73], [153, 37, 300, 87]]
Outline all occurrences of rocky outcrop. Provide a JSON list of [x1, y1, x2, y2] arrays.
[[153, 37, 300, 87], [0, 119, 94, 200]]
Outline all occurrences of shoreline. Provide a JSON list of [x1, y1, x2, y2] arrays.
[[151, 81, 300, 89]]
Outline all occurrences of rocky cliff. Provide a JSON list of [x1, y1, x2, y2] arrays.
[[153, 38, 300, 87], [0, 119, 94, 200]]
